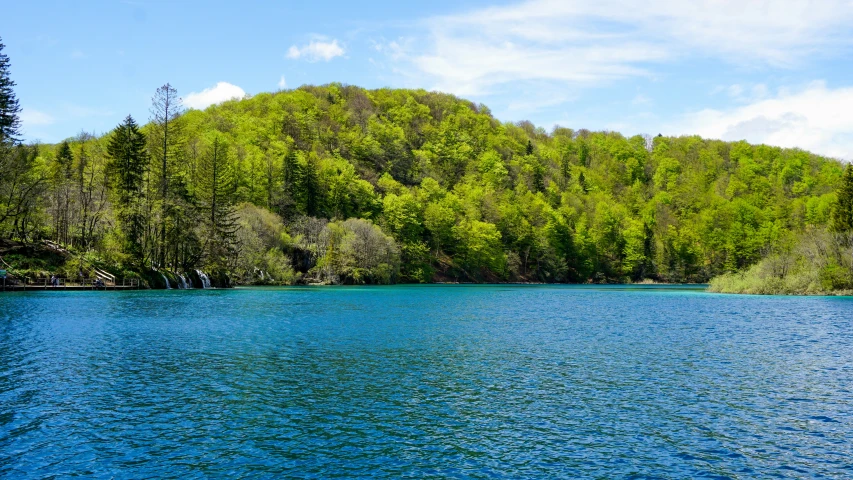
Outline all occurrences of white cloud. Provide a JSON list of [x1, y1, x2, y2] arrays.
[[20, 108, 55, 126], [286, 39, 345, 62], [727, 84, 744, 98], [278, 75, 287, 89], [632, 94, 652, 106], [671, 81, 853, 160], [383, 0, 853, 97], [183, 82, 246, 110]]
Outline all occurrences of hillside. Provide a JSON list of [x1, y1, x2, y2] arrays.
[[0, 84, 847, 286]]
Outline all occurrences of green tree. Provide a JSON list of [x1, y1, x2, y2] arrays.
[[198, 135, 238, 269], [0, 41, 44, 241], [831, 164, 853, 233], [149, 83, 184, 266], [55, 141, 74, 179], [453, 220, 506, 276], [50, 141, 74, 245], [107, 115, 148, 262], [0, 37, 21, 143]]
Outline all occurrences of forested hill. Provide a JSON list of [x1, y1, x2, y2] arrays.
[[2, 84, 847, 285]]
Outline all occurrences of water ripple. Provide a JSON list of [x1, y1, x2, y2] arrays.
[[0, 286, 852, 478]]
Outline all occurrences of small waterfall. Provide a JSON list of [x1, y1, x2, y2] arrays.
[[196, 270, 211, 289], [177, 273, 188, 289], [184, 274, 193, 289], [160, 272, 171, 290]]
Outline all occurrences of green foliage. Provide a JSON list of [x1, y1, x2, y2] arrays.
[[0, 37, 21, 143], [233, 203, 298, 284], [312, 218, 400, 284], [708, 228, 853, 295], [453, 220, 506, 276], [197, 134, 238, 270], [106, 115, 148, 263], [831, 164, 853, 233], [5, 81, 851, 286]]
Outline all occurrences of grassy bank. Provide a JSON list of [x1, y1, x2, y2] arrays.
[[708, 230, 853, 296]]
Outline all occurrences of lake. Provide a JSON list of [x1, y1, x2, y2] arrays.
[[1, 285, 852, 478]]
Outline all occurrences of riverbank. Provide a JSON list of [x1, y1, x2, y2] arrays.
[[708, 263, 853, 296], [0, 239, 229, 290]]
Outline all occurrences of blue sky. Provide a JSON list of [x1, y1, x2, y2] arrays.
[[3, 0, 853, 159]]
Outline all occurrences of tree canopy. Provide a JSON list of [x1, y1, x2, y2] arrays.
[[2, 80, 850, 286]]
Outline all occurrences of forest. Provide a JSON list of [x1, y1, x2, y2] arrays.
[[1, 38, 852, 290]]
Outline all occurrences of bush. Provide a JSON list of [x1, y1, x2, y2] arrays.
[[708, 228, 853, 295], [311, 218, 400, 284]]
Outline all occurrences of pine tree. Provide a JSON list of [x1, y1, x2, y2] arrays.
[[198, 135, 238, 269], [56, 141, 74, 179], [578, 140, 590, 167], [107, 115, 149, 262], [578, 171, 588, 193], [303, 156, 321, 216], [51, 141, 74, 245], [149, 83, 184, 266], [832, 164, 853, 233], [0, 37, 21, 144], [278, 146, 301, 216]]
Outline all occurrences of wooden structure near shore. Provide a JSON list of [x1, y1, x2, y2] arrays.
[[1, 276, 141, 291], [1, 240, 143, 291]]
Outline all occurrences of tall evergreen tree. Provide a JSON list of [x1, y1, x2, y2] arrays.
[[831, 164, 853, 233], [277, 146, 300, 216], [0, 39, 44, 241], [149, 83, 184, 266], [0, 37, 21, 144], [56, 141, 74, 179], [50, 141, 74, 245], [107, 115, 149, 262], [198, 135, 238, 269]]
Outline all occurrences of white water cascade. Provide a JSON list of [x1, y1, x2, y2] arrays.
[[184, 273, 193, 289], [160, 272, 171, 290], [176, 273, 188, 289], [196, 270, 211, 289]]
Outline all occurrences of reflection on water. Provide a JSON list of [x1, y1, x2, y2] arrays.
[[1, 286, 851, 478]]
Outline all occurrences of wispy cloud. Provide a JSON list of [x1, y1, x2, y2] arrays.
[[712, 83, 770, 103], [380, 0, 853, 97], [671, 81, 853, 160], [286, 38, 345, 62], [184, 82, 246, 110], [278, 75, 287, 89], [632, 94, 652, 106], [20, 108, 55, 126]]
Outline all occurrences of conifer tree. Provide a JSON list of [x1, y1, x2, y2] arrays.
[[51, 141, 74, 245], [107, 115, 148, 262], [56, 141, 74, 179], [278, 147, 301, 216], [0, 38, 45, 241], [198, 135, 238, 269], [0, 37, 21, 143], [149, 83, 184, 266], [831, 164, 853, 233], [303, 156, 321, 216]]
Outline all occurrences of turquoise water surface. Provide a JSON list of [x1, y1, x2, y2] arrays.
[[1, 285, 852, 478]]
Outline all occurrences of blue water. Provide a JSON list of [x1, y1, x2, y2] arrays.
[[1, 285, 852, 478]]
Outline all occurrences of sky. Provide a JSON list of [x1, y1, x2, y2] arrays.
[[3, 0, 853, 160]]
